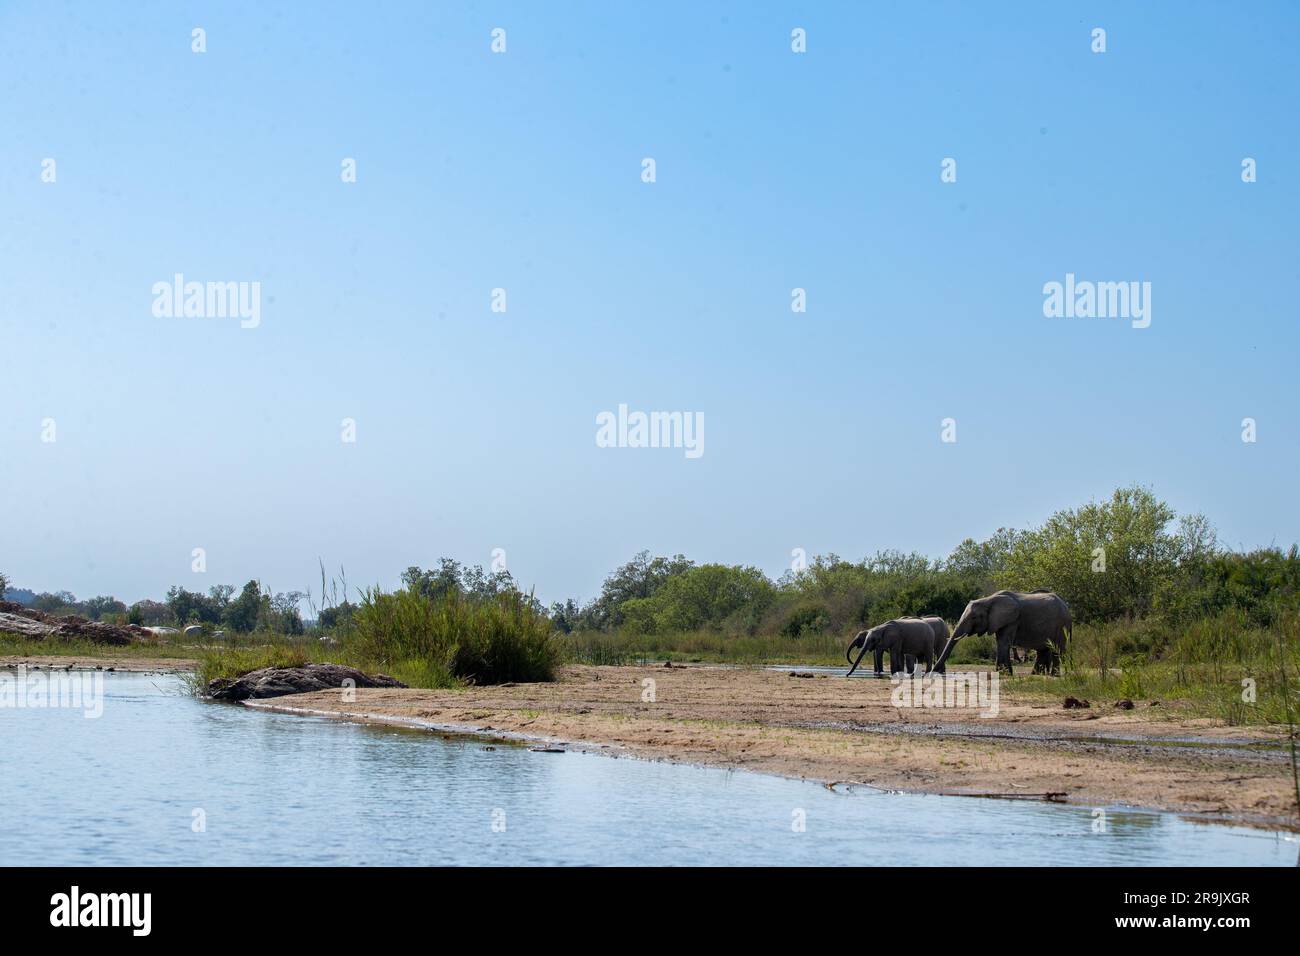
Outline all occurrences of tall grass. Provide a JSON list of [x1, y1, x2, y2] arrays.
[[192, 644, 320, 688], [559, 628, 849, 665], [1034, 610, 1300, 724], [351, 585, 559, 686], [559, 627, 1000, 667], [0, 631, 199, 661]]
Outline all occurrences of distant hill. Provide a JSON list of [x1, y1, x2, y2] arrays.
[[2, 588, 36, 606]]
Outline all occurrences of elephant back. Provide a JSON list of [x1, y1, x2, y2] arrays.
[[921, 615, 949, 652]]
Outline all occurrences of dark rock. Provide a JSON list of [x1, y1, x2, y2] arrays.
[[0, 600, 146, 646], [1114, 698, 1135, 710], [1063, 696, 1091, 709], [206, 663, 406, 701]]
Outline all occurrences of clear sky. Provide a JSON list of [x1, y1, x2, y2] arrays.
[[2, 1, 1297, 607]]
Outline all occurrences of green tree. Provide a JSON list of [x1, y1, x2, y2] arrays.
[[621, 564, 775, 634], [583, 551, 694, 629], [997, 485, 1205, 623], [165, 586, 223, 626], [223, 581, 263, 633], [33, 591, 78, 614], [82, 596, 127, 621]]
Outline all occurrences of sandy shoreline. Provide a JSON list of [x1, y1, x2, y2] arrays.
[[246, 663, 1299, 832]]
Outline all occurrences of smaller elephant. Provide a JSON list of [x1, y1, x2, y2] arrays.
[[868, 642, 910, 677], [846, 617, 946, 677]]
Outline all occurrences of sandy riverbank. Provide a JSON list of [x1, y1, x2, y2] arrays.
[[245, 663, 1300, 831]]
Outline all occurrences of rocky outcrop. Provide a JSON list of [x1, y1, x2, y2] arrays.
[[206, 663, 407, 701], [0, 601, 148, 646]]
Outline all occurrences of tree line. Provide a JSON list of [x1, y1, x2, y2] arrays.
[[549, 486, 1299, 640], [5, 486, 1296, 643]]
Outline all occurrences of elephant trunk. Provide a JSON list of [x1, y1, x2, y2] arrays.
[[934, 612, 975, 672], [932, 638, 953, 671], [846, 636, 871, 677]]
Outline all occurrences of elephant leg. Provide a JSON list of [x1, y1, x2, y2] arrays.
[[874, 648, 885, 675], [995, 626, 1017, 675], [888, 649, 904, 674], [905, 654, 917, 675]]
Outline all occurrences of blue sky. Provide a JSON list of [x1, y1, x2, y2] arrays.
[[2, 1, 1297, 606]]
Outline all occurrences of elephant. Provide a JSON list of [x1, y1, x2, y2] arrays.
[[867, 642, 907, 677], [868, 639, 911, 677], [846, 616, 948, 677], [847, 623, 911, 677], [919, 616, 950, 674], [932, 589, 1072, 675]]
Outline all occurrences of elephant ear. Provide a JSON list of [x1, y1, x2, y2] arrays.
[[986, 593, 1019, 632]]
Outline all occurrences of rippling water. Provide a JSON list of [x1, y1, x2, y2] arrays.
[[1, 673, 1293, 866]]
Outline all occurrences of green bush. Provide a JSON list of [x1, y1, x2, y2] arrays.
[[619, 564, 775, 634], [352, 585, 559, 685], [780, 604, 831, 639]]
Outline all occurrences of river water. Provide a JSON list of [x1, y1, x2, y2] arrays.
[[1, 673, 1293, 866]]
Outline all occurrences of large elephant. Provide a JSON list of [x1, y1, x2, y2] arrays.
[[846, 617, 947, 677], [932, 589, 1072, 675]]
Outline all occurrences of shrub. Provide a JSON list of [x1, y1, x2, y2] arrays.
[[780, 604, 831, 639], [352, 585, 559, 685]]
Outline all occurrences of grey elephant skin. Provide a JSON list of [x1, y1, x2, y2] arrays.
[[933, 589, 1072, 675], [846, 616, 948, 677]]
